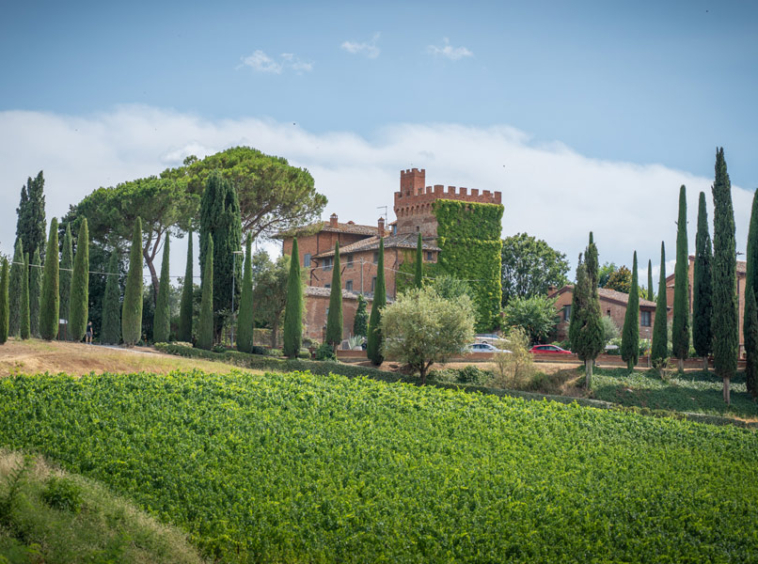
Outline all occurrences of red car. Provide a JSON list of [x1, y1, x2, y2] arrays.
[[529, 344, 572, 355]]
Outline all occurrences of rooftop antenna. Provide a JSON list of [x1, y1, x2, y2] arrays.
[[377, 205, 388, 223]]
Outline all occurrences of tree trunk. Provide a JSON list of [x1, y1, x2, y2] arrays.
[[678, 357, 684, 373], [702, 356, 709, 372], [271, 320, 278, 349], [627, 358, 634, 371], [585, 359, 593, 390], [420, 366, 427, 386], [723, 378, 731, 405]]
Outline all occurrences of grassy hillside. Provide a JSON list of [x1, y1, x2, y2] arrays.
[[0, 370, 757, 562]]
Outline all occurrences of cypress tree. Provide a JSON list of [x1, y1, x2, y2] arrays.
[[647, 260, 654, 303], [367, 238, 386, 365], [414, 233, 423, 289], [178, 228, 194, 343], [711, 148, 738, 404], [39, 219, 60, 341], [693, 191, 713, 371], [671, 185, 690, 371], [621, 251, 640, 370], [69, 219, 90, 342], [197, 235, 214, 351], [8, 238, 23, 336], [325, 242, 343, 348], [651, 242, 668, 367], [745, 287, 758, 398], [353, 294, 368, 338], [236, 235, 254, 353], [586, 232, 598, 288], [568, 254, 585, 352], [0, 259, 8, 344], [15, 171, 47, 263], [59, 223, 73, 331], [744, 189, 758, 392], [283, 238, 303, 358], [29, 247, 42, 338], [576, 234, 604, 388], [153, 236, 171, 343], [101, 251, 121, 345], [20, 253, 30, 340], [122, 219, 144, 347]]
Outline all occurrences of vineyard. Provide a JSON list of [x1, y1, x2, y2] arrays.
[[1, 370, 758, 562]]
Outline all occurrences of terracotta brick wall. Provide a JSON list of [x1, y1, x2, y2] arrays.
[[304, 292, 373, 343]]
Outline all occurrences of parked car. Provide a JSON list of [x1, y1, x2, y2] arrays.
[[465, 342, 509, 353], [529, 344, 572, 355]]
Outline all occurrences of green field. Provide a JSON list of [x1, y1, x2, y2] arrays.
[[1, 370, 757, 562]]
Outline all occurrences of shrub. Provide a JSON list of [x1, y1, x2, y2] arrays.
[[42, 476, 83, 514], [456, 365, 492, 385], [492, 327, 535, 388], [315, 343, 336, 361]]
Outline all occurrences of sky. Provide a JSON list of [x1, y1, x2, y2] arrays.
[[1, 0, 757, 286]]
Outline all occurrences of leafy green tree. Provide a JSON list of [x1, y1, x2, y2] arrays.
[[0, 259, 8, 344], [621, 252, 640, 370], [367, 238, 386, 365], [711, 148, 738, 404], [8, 238, 24, 336], [153, 236, 171, 343], [745, 287, 758, 398], [502, 295, 558, 345], [59, 223, 73, 331], [236, 236, 254, 353], [122, 219, 144, 347], [353, 294, 368, 338], [429, 275, 477, 303], [605, 266, 632, 293], [283, 238, 303, 357], [325, 242, 343, 348], [68, 219, 90, 342], [574, 234, 604, 388], [651, 242, 668, 366], [647, 260, 655, 303], [414, 233, 423, 289], [15, 171, 47, 263], [500, 233, 569, 304], [20, 253, 30, 340], [693, 191, 713, 371], [598, 262, 616, 288], [39, 219, 60, 341], [199, 171, 242, 339], [671, 185, 690, 371], [197, 236, 214, 351], [101, 251, 121, 345], [29, 247, 42, 338], [381, 286, 475, 385], [178, 228, 194, 343], [252, 250, 290, 349]]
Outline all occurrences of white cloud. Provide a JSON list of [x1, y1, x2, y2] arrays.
[[427, 38, 473, 61], [341, 33, 381, 59], [0, 106, 752, 282], [240, 51, 312, 74]]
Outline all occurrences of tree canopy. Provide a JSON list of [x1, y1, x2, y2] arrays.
[[502, 295, 558, 345], [15, 171, 46, 263], [252, 250, 290, 349], [605, 266, 632, 294], [501, 233, 569, 305]]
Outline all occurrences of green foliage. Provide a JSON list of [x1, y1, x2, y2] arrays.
[[15, 171, 47, 263], [101, 251, 121, 345], [745, 287, 758, 397], [568, 255, 585, 351], [325, 242, 343, 346], [283, 238, 303, 358], [492, 326, 536, 387], [414, 232, 423, 289], [59, 223, 73, 327], [711, 148, 738, 387], [574, 236, 604, 363], [253, 250, 290, 349], [178, 228, 194, 343], [69, 219, 89, 342], [152, 235, 172, 344], [314, 342, 337, 361], [502, 295, 558, 345], [429, 274, 476, 303], [434, 199, 503, 331], [647, 259, 655, 303], [672, 185, 690, 362], [605, 265, 632, 293], [353, 294, 368, 338], [380, 285, 475, 384], [29, 247, 41, 338], [20, 253, 30, 340], [694, 192, 713, 359], [0, 259, 8, 344], [197, 235, 214, 351], [39, 219, 60, 341], [601, 315, 620, 344], [621, 252, 640, 369], [41, 476, 83, 514], [8, 238, 23, 337], [501, 232, 569, 305], [597, 262, 616, 288], [236, 236, 255, 353], [367, 238, 386, 365], [122, 219, 144, 347], [585, 234, 599, 288], [651, 243, 668, 363]]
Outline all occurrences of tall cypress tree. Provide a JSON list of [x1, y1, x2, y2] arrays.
[[711, 148, 738, 404], [283, 238, 303, 358], [29, 247, 42, 338], [178, 228, 194, 343], [693, 191, 713, 371], [20, 253, 30, 340], [325, 242, 343, 348], [743, 189, 758, 393], [153, 236, 171, 343], [15, 171, 47, 263], [672, 185, 690, 371], [647, 260, 654, 303], [745, 287, 758, 397], [651, 242, 668, 367], [197, 235, 214, 351], [59, 223, 74, 331], [39, 219, 60, 341], [101, 251, 121, 345], [568, 254, 585, 352], [122, 219, 144, 347], [414, 233, 423, 289], [575, 234, 604, 388], [621, 251, 640, 370], [237, 235, 254, 353], [69, 219, 90, 342], [367, 238, 387, 365], [8, 238, 23, 336], [0, 259, 8, 344], [353, 294, 368, 338]]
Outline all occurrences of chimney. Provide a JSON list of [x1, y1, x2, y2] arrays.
[[378, 217, 385, 237], [329, 213, 338, 228]]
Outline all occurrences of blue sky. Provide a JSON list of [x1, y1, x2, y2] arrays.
[[1, 0, 757, 280]]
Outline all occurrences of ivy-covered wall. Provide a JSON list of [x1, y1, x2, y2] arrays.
[[433, 200, 503, 331]]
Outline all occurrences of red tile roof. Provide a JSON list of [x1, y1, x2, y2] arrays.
[[313, 233, 441, 258], [549, 285, 657, 308]]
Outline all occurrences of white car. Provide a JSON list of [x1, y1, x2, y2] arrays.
[[465, 342, 510, 353]]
